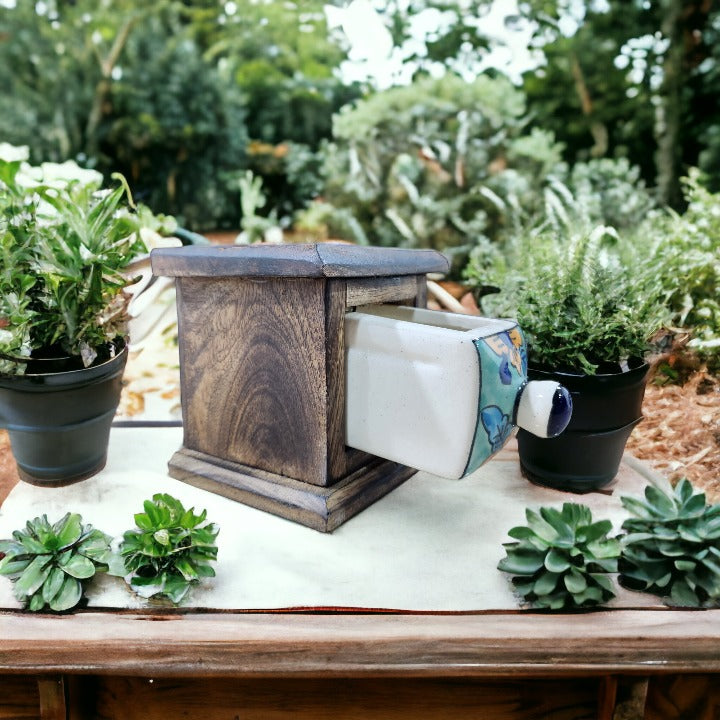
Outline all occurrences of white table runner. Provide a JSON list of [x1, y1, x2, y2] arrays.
[[0, 427, 661, 611]]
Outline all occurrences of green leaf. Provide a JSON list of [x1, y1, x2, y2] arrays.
[[17, 535, 50, 555], [589, 573, 615, 595], [680, 490, 706, 517], [0, 540, 25, 556], [533, 571, 560, 595], [544, 548, 570, 573], [14, 555, 52, 598], [571, 586, 604, 606], [134, 513, 154, 531], [563, 569, 588, 594], [539, 506, 575, 546], [677, 525, 703, 543], [577, 519, 612, 543], [56, 513, 83, 548], [525, 509, 558, 543], [162, 574, 192, 605], [29, 593, 46, 612], [61, 554, 96, 579], [153, 529, 170, 546], [142, 500, 161, 526], [674, 559, 697, 572], [677, 478, 694, 505], [621, 495, 660, 521], [497, 550, 545, 575], [42, 567, 66, 604], [0, 557, 31, 576], [645, 485, 676, 516], [49, 576, 83, 612], [669, 579, 701, 608], [174, 558, 199, 582], [586, 539, 621, 560], [507, 526, 538, 541]]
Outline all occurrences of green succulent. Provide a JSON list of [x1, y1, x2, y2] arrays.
[[498, 503, 620, 610], [620, 479, 720, 608], [0, 513, 111, 612], [119, 493, 219, 605]]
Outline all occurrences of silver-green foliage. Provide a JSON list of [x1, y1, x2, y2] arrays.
[[498, 503, 620, 610], [321, 73, 564, 272], [620, 479, 720, 608], [119, 494, 219, 605], [0, 151, 149, 373], [642, 170, 720, 358], [0, 513, 111, 612]]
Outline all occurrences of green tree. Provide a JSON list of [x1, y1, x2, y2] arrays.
[[0, 1, 355, 228], [518, 0, 716, 208]]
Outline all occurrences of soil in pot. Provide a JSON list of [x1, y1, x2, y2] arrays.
[[0, 341, 128, 485], [517, 360, 650, 492]]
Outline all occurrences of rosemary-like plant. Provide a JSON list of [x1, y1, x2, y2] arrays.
[[0, 513, 111, 612], [119, 494, 219, 605], [469, 225, 667, 374], [498, 503, 620, 609], [620, 479, 720, 608]]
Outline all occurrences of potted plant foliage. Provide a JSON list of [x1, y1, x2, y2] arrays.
[[0, 144, 158, 484], [471, 225, 667, 491]]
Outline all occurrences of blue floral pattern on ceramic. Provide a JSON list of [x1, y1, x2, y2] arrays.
[[462, 325, 527, 477]]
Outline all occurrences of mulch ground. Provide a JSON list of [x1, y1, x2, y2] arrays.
[[0, 431, 19, 507], [626, 367, 720, 503]]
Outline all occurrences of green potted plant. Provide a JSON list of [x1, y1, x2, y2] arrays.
[[471, 225, 667, 491], [0, 144, 152, 484]]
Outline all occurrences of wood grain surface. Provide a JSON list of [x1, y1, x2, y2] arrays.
[[71, 676, 601, 720], [345, 276, 420, 308], [0, 676, 38, 719], [2, 610, 720, 678], [177, 276, 329, 484], [168, 446, 416, 531], [151, 243, 450, 279]]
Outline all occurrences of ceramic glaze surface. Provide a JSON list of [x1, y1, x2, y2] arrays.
[[345, 306, 571, 480], [463, 328, 527, 476]]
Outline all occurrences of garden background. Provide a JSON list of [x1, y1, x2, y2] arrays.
[[1, 0, 720, 493]]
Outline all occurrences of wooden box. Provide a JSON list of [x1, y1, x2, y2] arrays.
[[150, 243, 449, 531]]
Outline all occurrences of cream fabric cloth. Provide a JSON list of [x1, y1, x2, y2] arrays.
[[0, 428, 658, 611]]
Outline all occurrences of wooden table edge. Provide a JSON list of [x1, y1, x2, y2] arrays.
[[2, 608, 719, 678]]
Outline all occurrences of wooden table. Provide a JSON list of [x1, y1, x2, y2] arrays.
[[1, 428, 719, 720]]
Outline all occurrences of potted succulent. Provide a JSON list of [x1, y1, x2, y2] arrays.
[[0, 144, 157, 484], [475, 225, 667, 491]]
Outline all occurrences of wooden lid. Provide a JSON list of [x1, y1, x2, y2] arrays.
[[150, 243, 449, 278]]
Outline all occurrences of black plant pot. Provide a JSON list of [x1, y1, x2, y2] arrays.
[[517, 360, 650, 492], [0, 342, 128, 485]]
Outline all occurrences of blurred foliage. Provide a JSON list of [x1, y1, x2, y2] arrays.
[[0, 0, 353, 230], [640, 170, 720, 359], [101, 13, 248, 230], [319, 73, 565, 274], [518, 0, 717, 208]]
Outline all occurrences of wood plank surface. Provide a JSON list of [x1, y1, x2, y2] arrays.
[[345, 276, 420, 308], [176, 276, 328, 484], [2, 610, 720, 678], [37, 677, 65, 720], [168, 447, 416, 532], [151, 244, 449, 279], [77, 676, 600, 720], [0, 676, 39, 719]]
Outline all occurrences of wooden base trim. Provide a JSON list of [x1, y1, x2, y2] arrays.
[[167, 447, 417, 532]]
